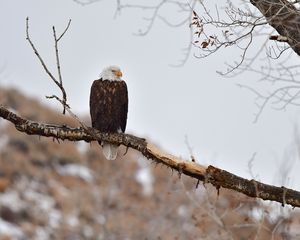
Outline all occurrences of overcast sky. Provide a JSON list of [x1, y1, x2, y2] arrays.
[[1, 0, 300, 187]]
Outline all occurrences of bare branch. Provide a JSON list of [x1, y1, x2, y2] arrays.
[[190, 2, 267, 75], [57, 19, 71, 42], [26, 17, 70, 114], [115, 0, 196, 65], [45, 94, 98, 141], [1, 105, 300, 208], [52, 20, 72, 114], [73, 0, 103, 6], [25, 17, 58, 86]]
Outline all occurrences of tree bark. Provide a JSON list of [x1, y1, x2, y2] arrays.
[[1, 106, 300, 208], [251, 0, 300, 55]]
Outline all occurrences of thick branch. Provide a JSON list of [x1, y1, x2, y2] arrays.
[[251, 0, 300, 56], [1, 106, 300, 208]]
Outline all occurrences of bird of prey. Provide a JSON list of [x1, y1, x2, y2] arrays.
[[89, 66, 128, 160]]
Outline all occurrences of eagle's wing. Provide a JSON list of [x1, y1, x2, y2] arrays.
[[90, 79, 107, 131], [117, 80, 128, 133], [90, 79, 128, 160], [89, 79, 128, 133]]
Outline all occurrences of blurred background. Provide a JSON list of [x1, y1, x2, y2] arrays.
[[1, 0, 300, 239]]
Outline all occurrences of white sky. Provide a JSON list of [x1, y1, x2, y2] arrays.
[[1, 0, 300, 187]]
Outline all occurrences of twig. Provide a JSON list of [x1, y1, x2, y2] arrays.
[[26, 17, 71, 114], [45, 95, 96, 140], [73, 0, 102, 6], [52, 21, 70, 114], [25, 17, 57, 85], [57, 19, 71, 42]]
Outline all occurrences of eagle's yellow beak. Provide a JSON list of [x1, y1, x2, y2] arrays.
[[113, 70, 123, 78]]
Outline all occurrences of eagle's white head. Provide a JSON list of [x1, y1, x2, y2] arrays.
[[99, 65, 123, 81]]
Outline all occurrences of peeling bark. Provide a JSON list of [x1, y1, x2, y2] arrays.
[[1, 106, 300, 208]]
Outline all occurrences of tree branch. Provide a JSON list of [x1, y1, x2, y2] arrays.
[[26, 17, 70, 114], [1, 105, 300, 208]]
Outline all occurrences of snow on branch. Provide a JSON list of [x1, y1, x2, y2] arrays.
[[1, 105, 300, 208]]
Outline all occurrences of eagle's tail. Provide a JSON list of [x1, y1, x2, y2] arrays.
[[102, 142, 118, 160]]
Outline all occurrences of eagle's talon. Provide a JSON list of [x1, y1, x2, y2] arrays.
[[123, 146, 129, 156]]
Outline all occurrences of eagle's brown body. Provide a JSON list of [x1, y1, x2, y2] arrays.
[[90, 79, 128, 135]]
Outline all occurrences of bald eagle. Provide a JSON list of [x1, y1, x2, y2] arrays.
[[89, 66, 128, 160]]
